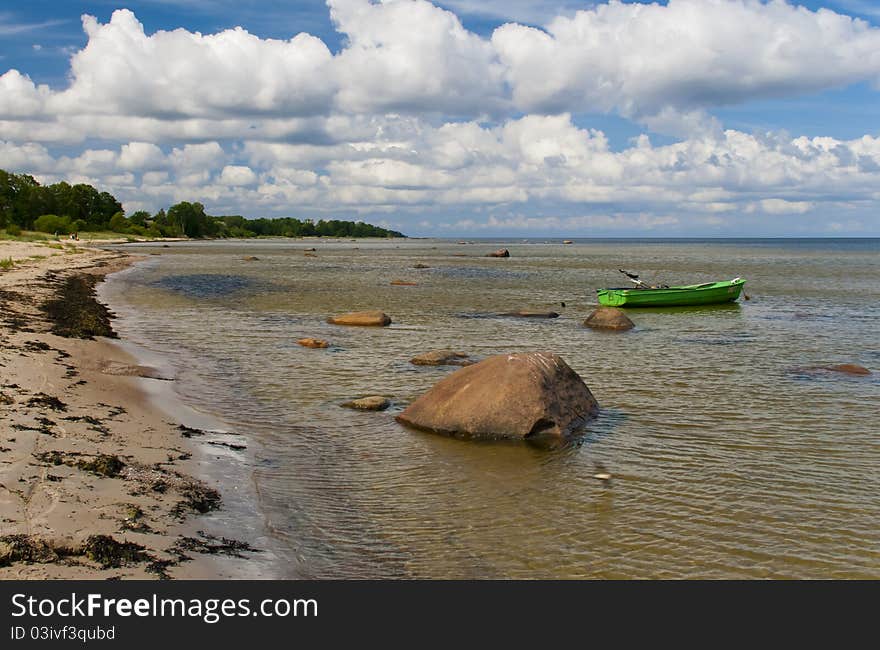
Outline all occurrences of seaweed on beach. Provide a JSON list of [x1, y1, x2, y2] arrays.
[[78, 454, 126, 477], [81, 535, 148, 568], [40, 273, 117, 339], [173, 531, 258, 558], [0, 535, 70, 567], [33, 450, 125, 477], [26, 393, 67, 411], [178, 424, 206, 438], [171, 483, 222, 518]]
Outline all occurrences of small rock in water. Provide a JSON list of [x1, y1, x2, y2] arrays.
[[342, 396, 391, 411], [297, 338, 329, 349], [486, 248, 510, 258], [583, 307, 634, 331], [410, 350, 474, 366], [242, 256, 259, 261], [327, 310, 392, 327], [413, 263, 430, 269], [390, 280, 418, 286]]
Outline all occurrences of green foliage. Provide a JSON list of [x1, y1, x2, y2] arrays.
[[33, 214, 72, 235], [128, 210, 150, 227], [0, 169, 122, 231], [108, 211, 129, 233], [0, 257, 14, 270], [0, 168, 405, 241]]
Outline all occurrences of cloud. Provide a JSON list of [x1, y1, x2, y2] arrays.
[[5, 1, 880, 140], [1, 1, 880, 234], [492, 0, 880, 122]]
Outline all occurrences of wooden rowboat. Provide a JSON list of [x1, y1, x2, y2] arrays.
[[597, 277, 746, 307]]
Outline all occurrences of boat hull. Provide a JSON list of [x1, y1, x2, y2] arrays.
[[597, 278, 745, 307]]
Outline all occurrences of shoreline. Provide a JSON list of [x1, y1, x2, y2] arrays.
[[0, 240, 260, 579]]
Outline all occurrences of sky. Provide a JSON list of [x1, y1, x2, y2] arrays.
[[2, 0, 880, 237]]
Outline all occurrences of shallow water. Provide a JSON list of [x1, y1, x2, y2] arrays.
[[101, 238, 880, 578]]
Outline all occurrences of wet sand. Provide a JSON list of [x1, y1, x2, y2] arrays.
[[0, 240, 254, 579]]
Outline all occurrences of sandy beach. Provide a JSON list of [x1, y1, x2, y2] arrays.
[[0, 239, 250, 579]]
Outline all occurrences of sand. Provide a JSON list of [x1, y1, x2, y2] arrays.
[[0, 240, 252, 579]]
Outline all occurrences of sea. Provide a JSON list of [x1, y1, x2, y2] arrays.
[[99, 237, 880, 578]]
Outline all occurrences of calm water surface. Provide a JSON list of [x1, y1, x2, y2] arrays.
[[101, 238, 880, 578]]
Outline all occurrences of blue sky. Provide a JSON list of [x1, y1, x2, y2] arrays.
[[2, 0, 880, 236]]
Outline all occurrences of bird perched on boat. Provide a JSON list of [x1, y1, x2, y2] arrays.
[[592, 462, 612, 484]]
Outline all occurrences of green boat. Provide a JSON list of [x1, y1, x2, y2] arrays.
[[597, 276, 746, 307]]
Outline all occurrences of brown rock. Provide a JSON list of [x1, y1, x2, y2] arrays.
[[242, 256, 259, 261], [486, 248, 510, 257], [304, 252, 318, 258], [502, 310, 559, 318], [583, 307, 634, 331], [413, 263, 430, 269], [390, 280, 418, 286], [327, 310, 392, 327], [297, 338, 329, 349], [396, 352, 598, 442], [342, 396, 391, 411], [822, 364, 871, 376], [410, 350, 474, 366]]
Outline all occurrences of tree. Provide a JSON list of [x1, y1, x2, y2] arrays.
[[108, 211, 129, 233]]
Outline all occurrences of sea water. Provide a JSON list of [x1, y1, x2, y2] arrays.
[[100, 238, 880, 578]]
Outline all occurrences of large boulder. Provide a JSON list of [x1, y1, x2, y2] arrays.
[[396, 352, 598, 443], [328, 311, 392, 327], [410, 350, 474, 366], [584, 307, 634, 331], [486, 248, 510, 258]]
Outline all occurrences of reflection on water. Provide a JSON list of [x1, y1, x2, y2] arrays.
[[101, 238, 880, 578]]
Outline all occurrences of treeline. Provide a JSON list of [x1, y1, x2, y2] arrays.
[[0, 169, 405, 239]]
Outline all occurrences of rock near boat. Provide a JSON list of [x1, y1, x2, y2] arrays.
[[396, 352, 598, 442], [327, 310, 392, 327], [410, 350, 474, 366], [583, 307, 634, 331]]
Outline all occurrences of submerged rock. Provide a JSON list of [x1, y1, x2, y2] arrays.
[[804, 363, 872, 376], [410, 350, 474, 366], [502, 310, 559, 318], [583, 307, 634, 331], [327, 310, 392, 327], [396, 352, 598, 442], [486, 248, 510, 258], [297, 338, 329, 349], [826, 363, 871, 375], [342, 396, 391, 411]]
